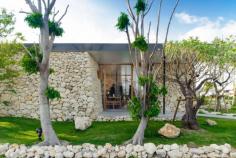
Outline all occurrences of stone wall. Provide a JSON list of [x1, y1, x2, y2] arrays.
[[1, 143, 234, 158], [0, 52, 103, 121], [164, 81, 185, 113], [0, 52, 185, 121]]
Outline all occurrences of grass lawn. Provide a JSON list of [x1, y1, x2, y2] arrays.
[[228, 105, 236, 113], [0, 117, 236, 147]]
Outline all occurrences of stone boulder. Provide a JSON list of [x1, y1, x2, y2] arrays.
[[74, 117, 92, 130], [206, 119, 217, 126], [158, 123, 180, 138], [144, 143, 157, 155]]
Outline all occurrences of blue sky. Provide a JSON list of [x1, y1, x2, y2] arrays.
[[1, 0, 236, 43]]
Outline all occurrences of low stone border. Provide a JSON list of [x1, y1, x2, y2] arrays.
[[1, 143, 235, 158], [95, 116, 181, 122], [198, 109, 236, 119]]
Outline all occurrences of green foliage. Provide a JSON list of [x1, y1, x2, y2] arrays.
[[144, 79, 166, 117], [0, 9, 23, 106], [144, 104, 160, 118], [24, 12, 43, 28], [135, 0, 146, 14], [0, 8, 15, 37], [166, 37, 236, 66], [128, 96, 142, 119], [116, 12, 130, 31], [132, 36, 148, 52], [48, 21, 64, 36], [138, 75, 149, 86], [45, 86, 61, 100], [21, 46, 42, 74], [203, 82, 213, 93], [49, 68, 55, 74], [129, 76, 167, 119], [0, 41, 22, 80]]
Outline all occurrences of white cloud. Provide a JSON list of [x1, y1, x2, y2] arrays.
[[175, 12, 209, 25], [0, 0, 126, 43], [175, 12, 236, 42]]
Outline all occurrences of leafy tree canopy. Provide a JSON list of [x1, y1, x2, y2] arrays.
[[24, 12, 64, 37], [166, 37, 236, 67], [24, 12, 43, 28], [0, 8, 14, 37], [132, 35, 148, 52], [116, 12, 130, 31], [135, 0, 147, 14]]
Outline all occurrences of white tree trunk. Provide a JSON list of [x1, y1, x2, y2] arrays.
[[38, 23, 60, 145], [39, 66, 60, 145], [132, 116, 148, 145]]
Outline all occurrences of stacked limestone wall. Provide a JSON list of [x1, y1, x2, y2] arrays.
[[0, 52, 103, 121]]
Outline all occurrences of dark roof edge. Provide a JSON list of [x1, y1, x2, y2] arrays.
[[24, 43, 163, 52]]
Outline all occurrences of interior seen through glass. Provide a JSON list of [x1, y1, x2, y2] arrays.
[[100, 65, 133, 110]]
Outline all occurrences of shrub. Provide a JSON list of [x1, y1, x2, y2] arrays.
[[48, 21, 64, 36], [45, 86, 61, 100], [24, 12, 43, 28], [132, 36, 148, 52], [21, 46, 42, 74]]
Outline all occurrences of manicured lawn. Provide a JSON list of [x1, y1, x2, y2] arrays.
[[0, 117, 236, 147], [228, 105, 236, 113]]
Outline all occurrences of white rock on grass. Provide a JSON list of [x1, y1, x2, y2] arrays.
[[158, 123, 180, 138], [74, 117, 92, 130], [117, 150, 126, 157], [63, 151, 74, 158], [163, 145, 171, 151], [168, 150, 183, 158], [230, 152, 236, 158], [170, 143, 179, 150], [190, 148, 204, 155], [206, 119, 217, 126], [144, 143, 157, 155], [0, 144, 9, 155], [156, 149, 166, 158]]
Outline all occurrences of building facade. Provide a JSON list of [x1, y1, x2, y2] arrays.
[[0, 44, 184, 121]]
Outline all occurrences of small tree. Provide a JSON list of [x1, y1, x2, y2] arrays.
[[21, 0, 69, 145], [165, 37, 236, 129], [116, 0, 180, 145], [0, 8, 14, 38], [210, 38, 236, 111], [0, 9, 23, 106]]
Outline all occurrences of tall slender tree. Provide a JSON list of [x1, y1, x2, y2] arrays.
[[116, 0, 180, 145], [21, 0, 69, 145]]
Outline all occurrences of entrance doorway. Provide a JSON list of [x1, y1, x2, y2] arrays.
[[99, 65, 133, 110]]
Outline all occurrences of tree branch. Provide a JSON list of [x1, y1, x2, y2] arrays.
[[151, 0, 163, 56], [57, 4, 69, 24], [42, 0, 47, 12], [144, 0, 154, 16], [19, 11, 31, 14], [147, 21, 151, 43], [195, 77, 213, 91], [25, 0, 39, 12], [126, 0, 136, 22], [163, 0, 180, 46], [48, 0, 56, 15], [38, 0, 42, 13]]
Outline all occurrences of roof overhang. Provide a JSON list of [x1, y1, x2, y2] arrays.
[[24, 43, 163, 64]]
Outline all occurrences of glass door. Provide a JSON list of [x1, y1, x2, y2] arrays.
[[99, 65, 133, 110]]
